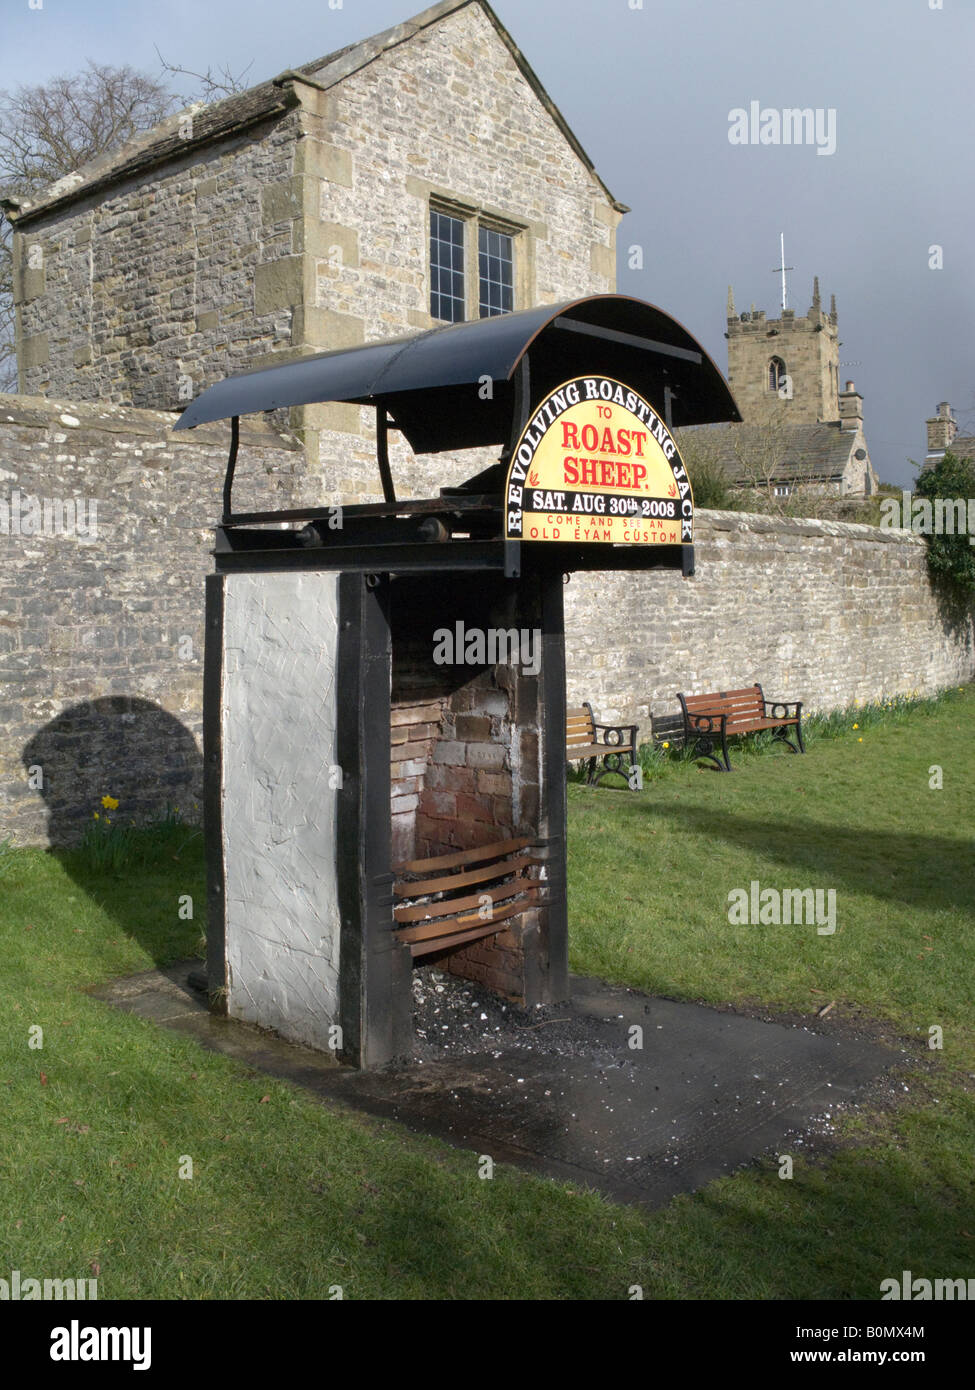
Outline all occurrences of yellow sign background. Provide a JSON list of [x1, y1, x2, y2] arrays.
[[504, 376, 693, 545]]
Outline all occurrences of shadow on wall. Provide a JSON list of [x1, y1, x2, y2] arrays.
[[22, 696, 203, 848], [933, 577, 975, 646]]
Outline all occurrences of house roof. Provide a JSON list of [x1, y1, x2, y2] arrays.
[[677, 420, 867, 485], [174, 293, 741, 454], [947, 435, 975, 462], [3, 0, 626, 226]]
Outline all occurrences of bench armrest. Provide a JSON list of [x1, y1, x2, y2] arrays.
[[763, 699, 802, 718], [683, 711, 727, 735], [592, 722, 638, 748]]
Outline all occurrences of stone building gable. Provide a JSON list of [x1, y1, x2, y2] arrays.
[[7, 0, 624, 507], [5, 3, 620, 232], [294, 0, 626, 503], [9, 109, 305, 410]]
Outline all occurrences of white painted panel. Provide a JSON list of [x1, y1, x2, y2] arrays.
[[221, 571, 342, 1050]]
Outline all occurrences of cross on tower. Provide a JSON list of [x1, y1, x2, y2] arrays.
[[771, 232, 794, 312]]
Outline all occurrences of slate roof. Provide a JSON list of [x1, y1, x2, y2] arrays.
[[947, 435, 975, 463], [3, 0, 625, 226], [676, 421, 864, 485]]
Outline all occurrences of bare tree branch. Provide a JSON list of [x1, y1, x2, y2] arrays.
[[0, 62, 176, 194], [154, 45, 255, 101], [0, 62, 180, 392]]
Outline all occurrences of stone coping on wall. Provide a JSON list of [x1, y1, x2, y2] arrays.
[[697, 506, 922, 546], [0, 392, 300, 450]]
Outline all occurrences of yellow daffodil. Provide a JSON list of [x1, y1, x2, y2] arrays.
[[101, 795, 119, 811], [852, 723, 859, 730], [662, 742, 670, 749]]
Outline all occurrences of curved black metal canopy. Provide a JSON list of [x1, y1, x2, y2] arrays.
[[174, 294, 740, 454]]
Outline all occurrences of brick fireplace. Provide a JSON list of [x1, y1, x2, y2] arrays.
[[388, 572, 552, 1003], [206, 564, 568, 1068]]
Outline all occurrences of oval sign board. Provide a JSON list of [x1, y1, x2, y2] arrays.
[[504, 375, 693, 546]]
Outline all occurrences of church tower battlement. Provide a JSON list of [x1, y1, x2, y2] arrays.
[[726, 277, 840, 424]]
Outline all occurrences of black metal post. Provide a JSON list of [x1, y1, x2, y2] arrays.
[[221, 415, 240, 523], [504, 353, 531, 579], [376, 408, 397, 506]]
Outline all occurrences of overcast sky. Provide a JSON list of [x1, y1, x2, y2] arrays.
[[3, 0, 972, 486]]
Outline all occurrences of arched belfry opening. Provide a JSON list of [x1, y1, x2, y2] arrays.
[[768, 356, 787, 393]]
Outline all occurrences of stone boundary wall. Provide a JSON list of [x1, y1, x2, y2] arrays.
[[0, 393, 302, 845], [2, 396, 972, 845], [564, 509, 975, 729]]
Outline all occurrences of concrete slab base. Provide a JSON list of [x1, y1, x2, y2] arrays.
[[89, 963, 897, 1207]]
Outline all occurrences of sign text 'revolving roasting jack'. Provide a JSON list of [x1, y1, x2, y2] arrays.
[[504, 375, 694, 546]]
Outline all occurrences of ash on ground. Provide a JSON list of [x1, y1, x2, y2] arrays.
[[411, 967, 630, 1066]]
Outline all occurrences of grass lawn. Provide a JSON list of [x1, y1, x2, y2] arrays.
[[1, 688, 974, 1300]]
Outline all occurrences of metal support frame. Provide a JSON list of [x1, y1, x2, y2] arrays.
[[552, 316, 703, 366], [375, 407, 397, 506], [503, 353, 530, 579], [586, 742, 640, 789], [221, 415, 240, 523], [202, 575, 228, 1003]]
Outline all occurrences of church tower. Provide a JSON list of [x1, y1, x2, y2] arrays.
[[726, 277, 840, 424]]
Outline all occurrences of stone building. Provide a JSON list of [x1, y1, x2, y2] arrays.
[[924, 401, 975, 468], [4, 0, 624, 504], [679, 279, 878, 501]]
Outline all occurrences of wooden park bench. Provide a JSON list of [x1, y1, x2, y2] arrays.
[[566, 702, 639, 787], [392, 835, 547, 958], [650, 709, 685, 749], [676, 684, 804, 771]]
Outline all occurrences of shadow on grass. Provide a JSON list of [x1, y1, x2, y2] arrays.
[[22, 696, 205, 966], [671, 1139, 975, 1298], [639, 801, 974, 915]]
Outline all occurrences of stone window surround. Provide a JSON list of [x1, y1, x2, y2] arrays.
[[427, 190, 531, 323], [768, 355, 787, 392]]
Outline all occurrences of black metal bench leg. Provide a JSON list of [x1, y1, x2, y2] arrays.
[[689, 735, 726, 772], [772, 724, 802, 755], [585, 749, 639, 788]]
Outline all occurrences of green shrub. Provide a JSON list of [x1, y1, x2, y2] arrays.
[[913, 451, 975, 599]]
